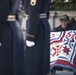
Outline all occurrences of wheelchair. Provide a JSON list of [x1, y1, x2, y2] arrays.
[[50, 30, 76, 75]]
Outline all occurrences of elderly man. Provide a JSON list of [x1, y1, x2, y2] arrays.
[[53, 14, 76, 31], [52, 14, 76, 75]]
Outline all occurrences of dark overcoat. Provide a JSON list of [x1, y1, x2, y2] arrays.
[[53, 22, 76, 31], [24, 0, 51, 75], [0, 0, 25, 75]]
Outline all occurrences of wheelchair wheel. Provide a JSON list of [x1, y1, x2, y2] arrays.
[[51, 70, 56, 75], [73, 72, 76, 75]]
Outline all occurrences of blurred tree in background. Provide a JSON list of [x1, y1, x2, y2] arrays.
[[50, 0, 76, 11]]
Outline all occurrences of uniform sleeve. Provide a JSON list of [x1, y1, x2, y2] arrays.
[[26, 0, 42, 41], [9, 0, 21, 15]]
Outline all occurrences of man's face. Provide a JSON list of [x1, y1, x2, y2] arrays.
[[60, 20, 69, 29]]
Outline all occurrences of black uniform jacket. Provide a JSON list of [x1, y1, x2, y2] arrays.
[[24, 0, 50, 41], [53, 22, 76, 31]]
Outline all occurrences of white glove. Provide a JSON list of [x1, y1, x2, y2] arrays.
[[26, 40, 35, 47]]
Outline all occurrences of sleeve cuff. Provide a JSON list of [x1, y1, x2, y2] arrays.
[[7, 15, 16, 21], [26, 34, 35, 41]]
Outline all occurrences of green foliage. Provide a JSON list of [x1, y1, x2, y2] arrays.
[[50, 1, 76, 11]]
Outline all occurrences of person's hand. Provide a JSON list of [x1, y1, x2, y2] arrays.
[[26, 40, 35, 47]]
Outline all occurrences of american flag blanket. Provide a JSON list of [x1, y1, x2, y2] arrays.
[[50, 30, 76, 73]]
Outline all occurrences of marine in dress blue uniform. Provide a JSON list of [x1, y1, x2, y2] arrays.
[[24, 0, 51, 75], [0, 0, 25, 75]]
